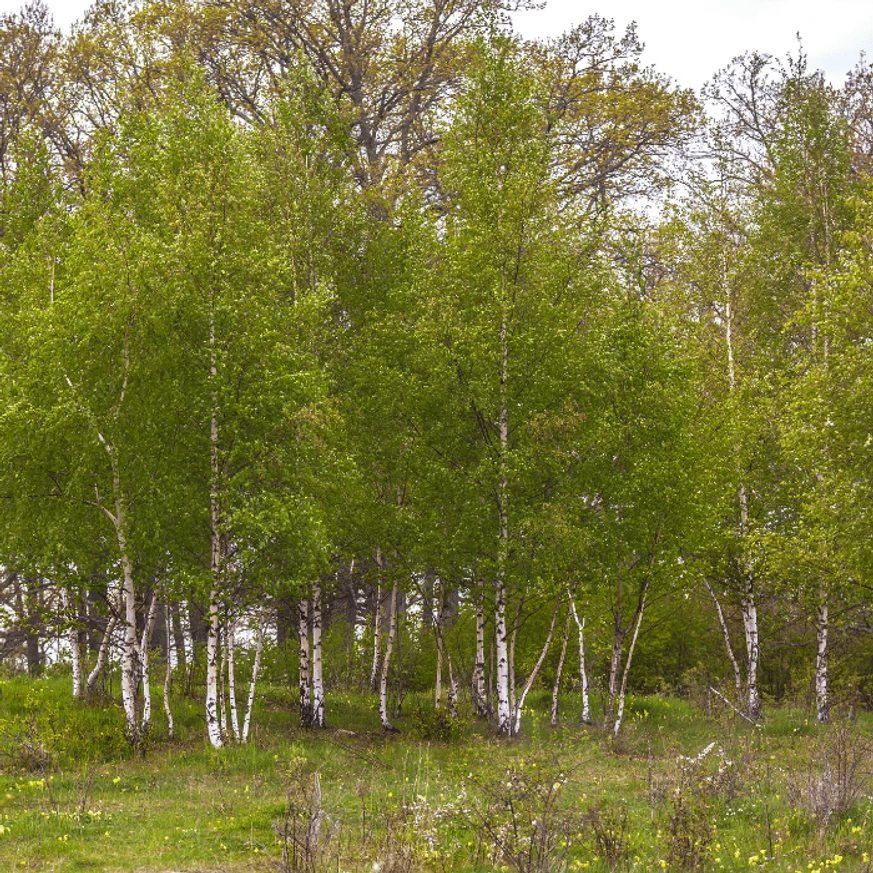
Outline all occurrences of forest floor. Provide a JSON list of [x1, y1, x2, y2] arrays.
[[1, 675, 872, 872]]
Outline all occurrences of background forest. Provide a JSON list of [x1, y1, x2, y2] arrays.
[[2, 1, 873, 870]]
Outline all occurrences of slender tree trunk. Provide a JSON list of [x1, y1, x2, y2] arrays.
[[86, 613, 117, 695], [312, 581, 325, 728], [118, 521, 139, 743], [613, 580, 649, 736], [65, 589, 84, 700], [704, 578, 743, 701], [488, 637, 495, 715], [495, 308, 513, 737], [513, 598, 560, 735], [567, 591, 591, 724], [435, 628, 443, 709], [227, 623, 240, 740], [16, 578, 42, 678], [297, 598, 312, 728], [242, 619, 265, 743], [379, 580, 399, 731], [171, 602, 186, 669], [494, 580, 511, 736], [726, 287, 762, 723], [345, 560, 356, 685], [552, 609, 572, 726], [445, 640, 458, 719], [219, 628, 228, 736], [164, 601, 175, 740], [370, 549, 383, 692], [205, 295, 223, 749], [741, 569, 761, 721], [473, 577, 488, 716], [298, 597, 312, 727], [815, 592, 829, 724], [606, 577, 625, 724], [139, 593, 159, 736]]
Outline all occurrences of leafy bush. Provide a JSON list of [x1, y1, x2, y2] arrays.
[[407, 704, 464, 743]]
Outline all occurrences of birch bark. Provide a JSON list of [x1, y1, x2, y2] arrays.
[[567, 592, 591, 724], [64, 589, 83, 700], [495, 308, 512, 737], [726, 283, 761, 722], [613, 579, 648, 736], [473, 577, 488, 716], [138, 593, 159, 736], [86, 612, 117, 695], [205, 291, 224, 749], [703, 578, 743, 701], [379, 580, 399, 731], [815, 594, 829, 724], [551, 609, 572, 726], [369, 548, 383, 692], [312, 581, 325, 728], [512, 598, 560, 735], [227, 623, 240, 740], [298, 597, 312, 727], [164, 601, 175, 740], [242, 618, 265, 743]]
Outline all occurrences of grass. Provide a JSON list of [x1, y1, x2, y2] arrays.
[[1, 675, 872, 872]]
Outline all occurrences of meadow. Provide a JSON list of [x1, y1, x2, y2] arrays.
[[1, 674, 871, 873]]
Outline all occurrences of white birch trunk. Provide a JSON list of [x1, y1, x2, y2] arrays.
[[370, 549, 383, 692], [495, 307, 513, 737], [494, 581, 511, 736], [513, 598, 560, 736], [473, 578, 488, 716], [704, 578, 743, 701], [206, 597, 223, 748], [64, 590, 84, 700], [227, 623, 240, 741], [435, 629, 443, 709], [606, 580, 624, 724], [119, 534, 139, 742], [379, 580, 399, 731], [726, 289, 762, 723], [164, 601, 174, 740], [138, 593, 159, 736], [312, 581, 325, 728], [488, 638, 494, 713], [298, 597, 312, 727], [219, 630, 229, 735], [741, 570, 761, 721], [205, 294, 224, 749], [567, 592, 591, 724], [242, 619, 265, 743], [86, 614, 117, 695], [445, 640, 458, 719], [613, 581, 648, 736], [815, 593, 829, 724], [551, 609, 572, 726]]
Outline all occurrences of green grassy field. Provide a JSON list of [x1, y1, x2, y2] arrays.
[[1, 676, 872, 872]]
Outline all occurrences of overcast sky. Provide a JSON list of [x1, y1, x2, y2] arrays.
[[3, 0, 872, 92]]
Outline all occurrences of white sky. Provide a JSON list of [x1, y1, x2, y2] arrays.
[[2, 0, 871, 92]]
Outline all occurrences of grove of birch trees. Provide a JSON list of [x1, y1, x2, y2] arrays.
[[2, 0, 873, 745]]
